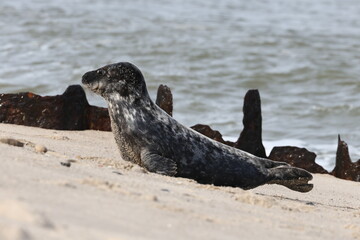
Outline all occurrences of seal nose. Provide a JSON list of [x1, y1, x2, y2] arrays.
[[82, 71, 94, 84]]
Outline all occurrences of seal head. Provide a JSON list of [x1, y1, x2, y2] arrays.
[[82, 62, 313, 193], [82, 62, 148, 101]]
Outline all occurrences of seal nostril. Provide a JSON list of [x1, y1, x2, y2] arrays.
[[82, 71, 97, 84], [81, 72, 89, 84]]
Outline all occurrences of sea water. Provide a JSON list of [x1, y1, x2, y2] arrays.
[[1, 0, 360, 170]]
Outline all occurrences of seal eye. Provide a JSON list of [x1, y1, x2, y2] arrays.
[[96, 69, 107, 76]]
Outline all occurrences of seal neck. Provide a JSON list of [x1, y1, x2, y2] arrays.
[[107, 90, 152, 106], [107, 91, 154, 118]]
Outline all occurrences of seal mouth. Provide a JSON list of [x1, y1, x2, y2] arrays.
[[82, 81, 98, 92], [88, 82, 100, 91], [87, 82, 106, 95], [81, 71, 105, 94]]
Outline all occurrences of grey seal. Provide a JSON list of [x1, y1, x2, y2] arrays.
[[82, 62, 313, 192]]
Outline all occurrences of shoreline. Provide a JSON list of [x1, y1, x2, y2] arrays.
[[0, 123, 359, 240]]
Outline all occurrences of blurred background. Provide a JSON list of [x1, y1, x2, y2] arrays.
[[1, 0, 359, 169]]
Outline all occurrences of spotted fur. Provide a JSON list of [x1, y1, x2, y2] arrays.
[[82, 62, 313, 192]]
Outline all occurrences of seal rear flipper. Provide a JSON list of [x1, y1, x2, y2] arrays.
[[268, 166, 313, 193], [140, 149, 177, 176]]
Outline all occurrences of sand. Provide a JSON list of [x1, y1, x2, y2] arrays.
[[0, 123, 359, 240]]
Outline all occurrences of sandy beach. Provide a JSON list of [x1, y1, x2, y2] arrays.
[[0, 123, 359, 240]]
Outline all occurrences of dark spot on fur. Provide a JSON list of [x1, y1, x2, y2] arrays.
[[119, 85, 129, 97]]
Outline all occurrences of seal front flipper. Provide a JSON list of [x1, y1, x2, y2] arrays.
[[140, 149, 177, 176]]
